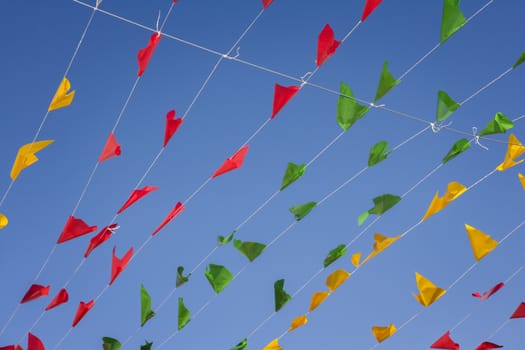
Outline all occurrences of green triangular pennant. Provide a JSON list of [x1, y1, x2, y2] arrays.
[[374, 60, 400, 102], [359, 194, 401, 226], [442, 138, 471, 164], [436, 90, 460, 121], [178, 297, 191, 330], [230, 339, 248, 350], [289, 201, 317, 221], [440, 0, 466, 43], [274, 279, 292, 312], [368, 141, 392, 167], [513, 50, 525, 69], [218, 230, 236, 246], [337, 82, 369, 131], [479, 112, 514, 136], [280, 162, 306, 191], [176, 266, 190, 288], [102, 337, 121, 350], [140, 284, 155, 327], [140, 341, 153, 350], [323, 244, 347, 267], [205, 264, 233, 294], [233, 239, 266, 262]]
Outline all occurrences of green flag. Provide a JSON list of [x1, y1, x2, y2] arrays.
[[178, 297, 191, 330], [479, 112, 514, 136], [368, 141, 392, 167], [102, 337, 121, 350], [176, 266, 190, 288], [205, 264, 233, 294], [230, 339, 248, 350], [289, 201, 317, 221], [274, 279, 292, 312], [280, 162, 306, 191], [140, 341, 153, 350], [359, 194, 401, 226], [374, 60, 400, 102], [440, 0, 466, 43], [442, 138, 471, 164], [513, 50, 525, 69], [218, 230, 236, 246], [323, 244, 347, 267], [436, 90, 460, 121], [233, 239, 266, 262], [337, 82, 369, 131], [140, 284, 155, 327]]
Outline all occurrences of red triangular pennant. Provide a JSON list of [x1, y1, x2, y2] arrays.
[[270, 84, 300, 119], [137, 33, 161, 77], [510, 302, 525, 319], [262, 0, 273, 8], [430, 331, 459, 350], [151, 202, 185, 236], [211, 145, 249, 178], [45, 288, 69, 311], [472, 282, 505, 301], [20, 284, 50, 304], [361, 0, 383, 21], [117, 186, 159, 214], [475, 342, 503, 350], [72, 300, 94, 327], [163, 110, 183, 147], [27, 333, 45, 350], [0, 345, 23, 350], [57, 215, 98, 244], [83, 224, 118, 258], [316, 24, 340, 67], [98, 132, 121, 162], [109, 246, 133, 285]]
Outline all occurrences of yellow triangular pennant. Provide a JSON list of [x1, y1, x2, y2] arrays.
[[48, 77, 76, 112], [309, 291, 330, 312], [422, 182, 466, 221], [10, 140, 54, 180], [371, 324, 397, 343], [413, 272, 446, 307], [325, 269, 350, 292], [288, 315, 308, 332], [262, 338, 283, 350], [496, 133, 525, 171], [465, 224, 498, 261]]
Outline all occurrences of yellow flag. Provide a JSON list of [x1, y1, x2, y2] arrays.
[[496, 133, 525, 171], [325, 269, 350, 292], [288, 315, 307, 332], [10, 140, 54, 180], [465, 224, 498, 261], [351, 252, 362, 267], [0, 213, 8, 229], [361, 233, 400, 265], [371, 324, 396, 343], [309, 291, 330, 312], [262, 339, 283, 350], [422, 181, 466, 221], [48, 77, 76, 112], [413, 272, 446, 307], [519, 173, 525, 190]]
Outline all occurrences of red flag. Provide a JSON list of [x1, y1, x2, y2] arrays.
[[27, 333, 45, 350], [151, 202, 185, 236], [72, 300, 94, 327], [84, 224, 118, 258], [163, 110, 183, 147], [117, 186, 159, 214], [510, 302, 525, 319], [430, 331, 459, 350], [211, 145, 249, 178], [361, 0, 383, 21], [109, 246, 133, 285], [475, 342, 503, 350], [137, 33, 161, 77], [57, 215, 98, 244], [270, 84, 300, 119], [472, 282, 505, 301], [98, 132, 121, 162], [0, 345, 22, 350], [45, 288, 69, 311], [262, 0, 273, 8], [20, 284, 50, 304], [316, 24, 340, 67]]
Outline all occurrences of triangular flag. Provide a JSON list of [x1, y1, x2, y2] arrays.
[[430, 331, 459, 350], [102, 337, 121, 350], [140, 284, 155, 327], [496, 133, 525, 171], [442, 138, 471, 164], [422, 182, 466, 221], [48, 77, 75, 112], [140, 341, 153, 350], [316, 24, 340, 67], [21, 284, 50, 304], [137, 33, 161, 77], [361, 0, 382, 21], [98, 132, 121, 162], [361, 233, 400, 265], [262, 0, 273, 9], [436, 90, 460, 122], [211, 145, 249, 178], [57, 215, 98, 244], [309, 291, 330, 312], [465, 224, 498, 261], [371, 324, 396, 343], [151, 202, 185, 236], [109, 246, 133, 285], [325, 269, 350, 292], [374, 60, 399, 102], [177, 297, 191, 330], [289, 201, 317, 221], [27, 333, 45, 350], [337, 82, 369, 131], [288, 315, 308, 332], [0, 213, 7, 229], [475, 342, 503, 350], [10, 140, 54, 180], [518, 173, 525, 190], [230, 339, 247, 350], [0, 345, 23, 350], [72, 300, 94, 327], [351, 252, 362, 267], [274, 279, 292, 311], [513, 50, 525, 69], [510, 302, 525, 319], [163, 110, 183, 147], [45, 288, 69, 311], [84, 224, 118, 258], [270, 84, 300, 119], [413, 272, 446, 307], [479, 112, 514, 136], [262, 339, 283, 350], [472, 282, 504, 301], [280, 162, 306, 191], [440, 0, 466, 43], [117, 186, 159, 214]]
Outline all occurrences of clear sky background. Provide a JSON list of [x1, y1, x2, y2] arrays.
[[1, 0, 525, 349]]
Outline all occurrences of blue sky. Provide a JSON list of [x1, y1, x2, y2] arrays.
[[1, 0, 525, 349]]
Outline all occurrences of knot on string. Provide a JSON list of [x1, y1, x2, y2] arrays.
[[155, 10, 161, 34], [95, 0, 103, 9], [300, 72, 312, 87], [472, 126, 489, 150], [430, 121, 452, 133], [108, 225, 120, 233], [369, 102, 385, 108], [222, 47, 240, 60]]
